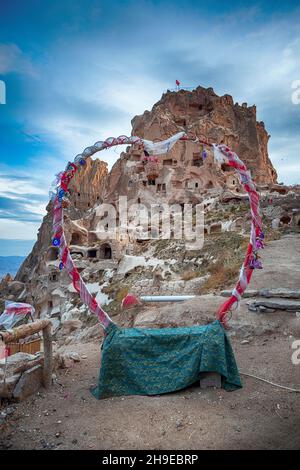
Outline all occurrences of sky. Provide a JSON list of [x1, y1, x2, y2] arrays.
[[0, 0, 300, 255]]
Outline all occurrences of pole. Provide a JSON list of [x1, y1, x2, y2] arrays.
[[140, 295, 195, 303], [42, 323, 53, 389]]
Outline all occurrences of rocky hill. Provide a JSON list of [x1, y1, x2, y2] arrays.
[[3, 86, 299, 335]]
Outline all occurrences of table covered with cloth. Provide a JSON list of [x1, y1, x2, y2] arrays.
[[91, 320, 242, 399]]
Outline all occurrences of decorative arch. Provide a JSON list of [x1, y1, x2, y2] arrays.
[[49, 133, 263, 329]]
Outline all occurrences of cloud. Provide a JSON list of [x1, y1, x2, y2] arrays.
[[0, 172, 47, 197], [1, 0, 300, 240], [0, 43, 37, 77], [0, 218, 40, 240], [18, 3, 300, 165], [0, 170, 46, 239], [269, 136, 300, 185], [0, 195, 44, 222]]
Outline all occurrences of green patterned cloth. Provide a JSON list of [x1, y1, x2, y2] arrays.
[[91, 320, 242, 399]]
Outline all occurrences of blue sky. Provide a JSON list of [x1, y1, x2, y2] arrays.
[[0, 0, 300, 254]]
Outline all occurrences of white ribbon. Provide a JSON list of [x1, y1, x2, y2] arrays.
[[142, 132, 185, 155]]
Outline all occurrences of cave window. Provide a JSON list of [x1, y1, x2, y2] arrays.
[[280, 216, 291, 225], [195, 182, 199, 188], [49, 272, 58, 282], [48, 300, 53, 309], [137, 197, 141, 203], [175, 118, 186, 126], [148, 179, 156, 185], [99, 211, 108, 220], [70, 232, 82, 245], [163, 159, 172, 166], [128, 180, 133, 187], [88, 249, 97, 258], [162, 183, 166, 191], [47, 247, 59, 261], [157, 184, 161, 192], [78, 193, 80, 197], [99, 243, 112, 260], [192, 153, 203, 167], [173, 160, 177, 166], [142, 181, 147, 187], [221, 163, 231, 172]]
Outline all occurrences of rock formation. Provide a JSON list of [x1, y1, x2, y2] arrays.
[[131, 86, 277, 184], [9, 85, 299, 332]]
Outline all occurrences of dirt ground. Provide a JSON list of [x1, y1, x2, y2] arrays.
[[1, 234, 300, 450]]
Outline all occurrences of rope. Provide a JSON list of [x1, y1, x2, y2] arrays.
[[240, 371, 300, 393]]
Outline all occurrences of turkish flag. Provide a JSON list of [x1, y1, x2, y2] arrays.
[[176, 79, 180, 86]]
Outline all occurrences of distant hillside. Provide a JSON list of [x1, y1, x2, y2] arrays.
[[0, 256, 25, 279]]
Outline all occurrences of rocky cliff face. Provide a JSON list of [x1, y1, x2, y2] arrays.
[[131, 86, 277, 184], [10, 85, 285, 328]]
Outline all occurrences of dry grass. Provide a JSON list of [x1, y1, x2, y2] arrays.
[[265, 228, 282, 242], [200, 225, 284, 293], [115, 286, 130, 303], [201, 256, 242, 292], [181, 270, 199, 281], [200, 232, 249, 293]]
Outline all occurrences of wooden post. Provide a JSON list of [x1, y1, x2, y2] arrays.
[[0, 319, 50, 343], [0, 319, 53, 390], [42, 323, 52, 389]]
